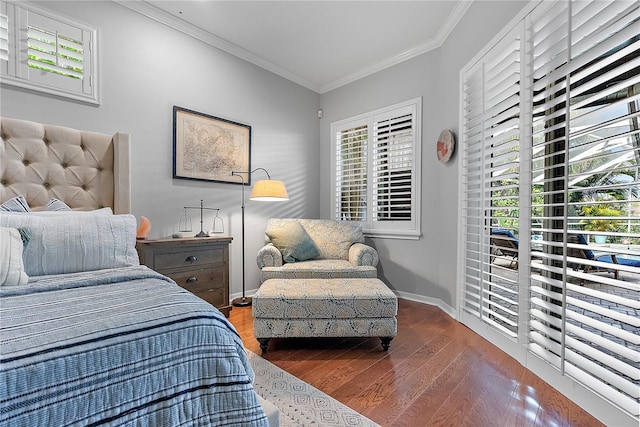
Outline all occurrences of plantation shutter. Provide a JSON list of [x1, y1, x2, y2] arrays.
[[27, 25, 84, 80], [460, 24, 522, 341], [0, 12, 8, 61], [335, 121, 368, 222], [0, 1, 98, 103], [529, 0, 640, 417], [20, 8, 91, 94], [332, 98, 421, 238], [372, 107, 414, 222]]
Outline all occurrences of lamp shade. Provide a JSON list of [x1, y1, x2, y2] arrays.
[[250, 179, 289, 201]]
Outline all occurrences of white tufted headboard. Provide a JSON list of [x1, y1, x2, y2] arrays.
[[0, 117, 131, 213]]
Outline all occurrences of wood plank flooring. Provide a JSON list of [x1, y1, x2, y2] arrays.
[[229, 299, 603, 427]]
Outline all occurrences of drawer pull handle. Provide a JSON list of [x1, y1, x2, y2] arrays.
[[186, 255, 198, 262], [186, 277, 198, 283]]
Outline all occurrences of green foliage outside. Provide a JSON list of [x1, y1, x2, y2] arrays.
[[579, 204, 625, 232]]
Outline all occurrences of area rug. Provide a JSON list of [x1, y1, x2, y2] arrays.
[[247, 351, 381, 427]]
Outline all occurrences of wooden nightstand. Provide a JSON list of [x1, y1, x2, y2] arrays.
[[136, 236, 233, 317]]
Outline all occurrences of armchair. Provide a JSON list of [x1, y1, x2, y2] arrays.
[[256, 218, 378, 282]]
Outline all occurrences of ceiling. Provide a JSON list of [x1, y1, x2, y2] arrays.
[[124, 1, 471, 94]]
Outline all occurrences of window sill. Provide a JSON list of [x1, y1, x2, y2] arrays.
[[365, 229, 421, 240]]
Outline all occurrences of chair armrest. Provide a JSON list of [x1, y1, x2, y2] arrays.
[[349, 243, 379, 267], [257, 243, 284, 268]]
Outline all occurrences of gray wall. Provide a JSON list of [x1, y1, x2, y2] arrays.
[[0, 1, 321, 299], [319, 1, 527, 311], [2, 0, 527, 310]]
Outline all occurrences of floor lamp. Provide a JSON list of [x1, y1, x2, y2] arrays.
[[231, 168, 288, 307]]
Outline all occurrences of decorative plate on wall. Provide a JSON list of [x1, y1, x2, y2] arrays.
[[436, 129, 455, 163]]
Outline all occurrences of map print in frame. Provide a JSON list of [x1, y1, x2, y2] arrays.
[[173, 106, 251, 184]]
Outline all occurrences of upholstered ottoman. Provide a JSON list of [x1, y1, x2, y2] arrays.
[[252, 278, 398, 352]]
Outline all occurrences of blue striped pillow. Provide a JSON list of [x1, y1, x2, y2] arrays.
[[0, 195, 31, 212], [44, 198, 72, 211]]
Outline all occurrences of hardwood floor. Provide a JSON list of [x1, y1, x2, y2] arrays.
[[229, 299, 604, 427]]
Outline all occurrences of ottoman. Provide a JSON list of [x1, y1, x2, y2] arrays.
[[252, 278, 398, 352]]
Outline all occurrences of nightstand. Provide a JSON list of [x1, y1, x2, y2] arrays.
[[136, 236, 233, 317]]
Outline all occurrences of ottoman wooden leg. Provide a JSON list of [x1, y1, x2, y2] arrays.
[[257, 338, 271, 353], [380, 337, 394, 351]]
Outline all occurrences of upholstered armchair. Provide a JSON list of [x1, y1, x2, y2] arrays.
[[256, 218, 378, 282]]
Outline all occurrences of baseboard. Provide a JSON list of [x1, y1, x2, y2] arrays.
[[394, 290, 457, 319]]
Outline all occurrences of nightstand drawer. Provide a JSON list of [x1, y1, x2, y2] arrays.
[[167, 268, 225, 293], [154, 247, 224, 269], [136, 236, 232, 317]]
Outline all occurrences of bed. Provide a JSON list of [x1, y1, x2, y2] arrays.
[[0, 117, 269, 426]]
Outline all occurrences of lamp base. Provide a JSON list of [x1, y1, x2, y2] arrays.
[[231, 296, 252, 307]]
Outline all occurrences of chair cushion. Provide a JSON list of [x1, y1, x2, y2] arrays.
[[265, 221, 319, 263], [253, 278, 397, 319], [261, 259, 377, 281], [574, 234, 596, 260], [597, 254, 640, 267], [491, 229, 519, 248]]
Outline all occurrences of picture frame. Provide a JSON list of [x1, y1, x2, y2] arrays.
[[173, 106, 251, 184]]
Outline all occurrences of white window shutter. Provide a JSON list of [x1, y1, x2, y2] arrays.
[[372, 107, 414, 222], [335, 121, 369, 222], [332, 98, 422, 239], [529, 0, 640, 417], [460, 0, 640, 423], [0, 1, 98, 104], [460, 23, 522, 338], [0, 12, 8, 61]]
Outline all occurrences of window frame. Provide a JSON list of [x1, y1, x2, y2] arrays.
[[331, 97, 422, 240], [0, 0, 99, 105]]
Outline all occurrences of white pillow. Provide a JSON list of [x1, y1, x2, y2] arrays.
[[0, 212, 139, 276], [0, 227, 29, 285]]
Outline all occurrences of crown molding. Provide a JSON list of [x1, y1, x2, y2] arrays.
[[115, 0, 472, 95], [318, 1, 472, 93], [114, 0, 321, 92]]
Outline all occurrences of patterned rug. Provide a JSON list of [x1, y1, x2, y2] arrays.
[[247, 351, 381, 427]]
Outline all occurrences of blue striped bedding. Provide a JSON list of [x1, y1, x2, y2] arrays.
[[0, 266, 268, 426]]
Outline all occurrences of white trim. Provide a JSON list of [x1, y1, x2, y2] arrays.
[[117, 0, 470, 94], [319, 0, 472, 93], [527, 354, 639, 427], [367, 230, 421, 240], [395, 291, 457, 319]]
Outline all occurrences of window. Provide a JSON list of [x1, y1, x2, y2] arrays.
[[331, 98, 422, 239], [0, 11, 8, 61], [0, 1, 98, 104], [459, 1, 639, 425]]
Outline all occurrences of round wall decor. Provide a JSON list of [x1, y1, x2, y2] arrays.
[[436, 129, 455, 163]]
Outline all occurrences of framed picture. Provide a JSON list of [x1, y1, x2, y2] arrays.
[[173, 106, 251, 184]]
